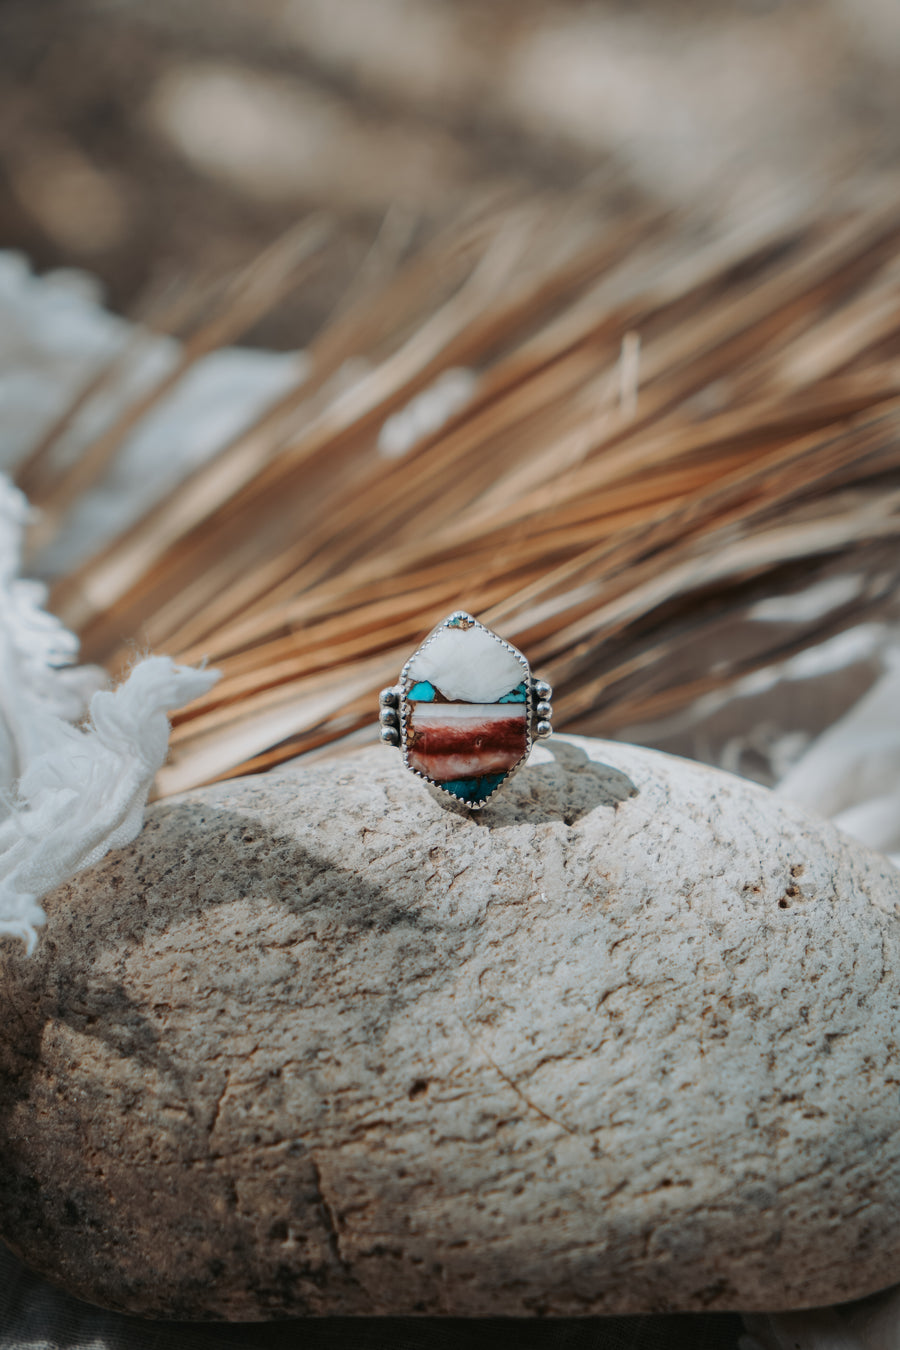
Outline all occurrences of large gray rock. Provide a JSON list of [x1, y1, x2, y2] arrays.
[[0, 736, 898, 1319]]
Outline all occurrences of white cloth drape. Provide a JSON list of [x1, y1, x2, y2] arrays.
[[0, 474, 220, 950]]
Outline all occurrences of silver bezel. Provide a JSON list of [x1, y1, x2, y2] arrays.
[[399, 612, 533, 810]]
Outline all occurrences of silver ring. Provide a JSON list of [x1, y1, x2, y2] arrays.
[[379, 611, 553, 808]]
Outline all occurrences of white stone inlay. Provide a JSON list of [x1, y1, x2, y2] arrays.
[[406, 624, 525, 703], [409, 703, 525, 721]]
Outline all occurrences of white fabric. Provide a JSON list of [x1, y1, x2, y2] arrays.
[[0, 248, 294, 952], [776, 646, 900, 866], [0, 473, 219, 952], [0, 250, 304, 579], [377, 366, 476, 458]]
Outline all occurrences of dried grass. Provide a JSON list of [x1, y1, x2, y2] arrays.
[[19, 193, 900, 796]]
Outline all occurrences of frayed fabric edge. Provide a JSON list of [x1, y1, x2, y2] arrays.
[[0, 472, 219, 953], [0, 656, 220, 953]]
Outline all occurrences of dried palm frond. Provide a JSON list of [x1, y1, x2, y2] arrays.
[[19, 192, 900, 796]]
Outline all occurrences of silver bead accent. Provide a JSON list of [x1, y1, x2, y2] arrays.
[[534, 679, 552, 700], [535, 700, 553, 720], [379, 687, 400, 708], [379, 707, 399, 727], [535, 720, 553, 739], [380, 725, 400, 746]]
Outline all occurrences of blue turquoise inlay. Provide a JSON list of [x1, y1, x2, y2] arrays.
[[407, 680, 436, 701], [442, 773, 508, 804], [498, 680, 528, 703]]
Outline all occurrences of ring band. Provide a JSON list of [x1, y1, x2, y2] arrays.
[[379, 611, 553, 807]]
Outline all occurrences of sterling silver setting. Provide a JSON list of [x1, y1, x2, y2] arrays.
[[379, 610, 554, 808]]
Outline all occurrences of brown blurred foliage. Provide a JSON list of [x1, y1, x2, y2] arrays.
[[1, 0, 899, 346]]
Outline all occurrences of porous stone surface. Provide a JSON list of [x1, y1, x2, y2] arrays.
[[1, 736, 899, 1319]]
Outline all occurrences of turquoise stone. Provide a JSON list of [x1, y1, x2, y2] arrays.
[[498, 681, 528, 703], [441, 774, 508, 804], [407, 680, 436, 701]]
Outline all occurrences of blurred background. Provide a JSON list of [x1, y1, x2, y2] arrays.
[[2, 0, 900, 343], [1, 0, 900, 808]]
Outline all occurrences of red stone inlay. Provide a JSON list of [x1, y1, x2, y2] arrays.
[[407, 706, 527, 782]]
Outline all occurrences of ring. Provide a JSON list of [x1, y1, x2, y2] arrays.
[[379, 611, 553, 807]]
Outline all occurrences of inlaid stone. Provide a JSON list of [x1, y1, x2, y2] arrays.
[[402, 612, 531, 805]]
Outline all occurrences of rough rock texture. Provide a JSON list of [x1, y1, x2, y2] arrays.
[[1, 736, 899, 1319]]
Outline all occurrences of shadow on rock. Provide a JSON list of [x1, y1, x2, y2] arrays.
[[0, 802, 450, 1118], [460, 739, 639, 827]]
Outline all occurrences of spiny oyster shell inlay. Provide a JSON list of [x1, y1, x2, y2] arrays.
[[402, 614, 530, 805]]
